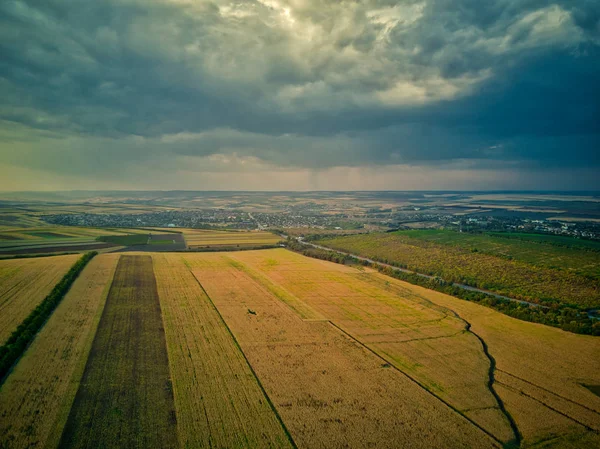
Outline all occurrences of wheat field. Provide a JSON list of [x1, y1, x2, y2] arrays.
[[152, 253, 293, 448], [0, 254, 119, 449], [0, 254, 80, 344], [184, 252, 499, 448]]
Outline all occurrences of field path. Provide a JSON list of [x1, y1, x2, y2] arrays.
[[59, 255, 178, 449], [458, 315, 522, 445]]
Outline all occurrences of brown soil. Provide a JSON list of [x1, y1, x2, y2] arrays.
[[59, 255, 178, 449]]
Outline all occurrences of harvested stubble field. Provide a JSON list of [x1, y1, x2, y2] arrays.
[[152, 253, 293, 448], [0, 254, 119, 449], [316, 233, 600, 308], [184, 252, 499, 449], [59, 255, 178, 449], [0, 254, 80, 344]]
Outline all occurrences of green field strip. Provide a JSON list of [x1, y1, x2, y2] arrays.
[[97, 234, 149, 246], [0, 238, 97, 249], [58, 255, 178, 449]]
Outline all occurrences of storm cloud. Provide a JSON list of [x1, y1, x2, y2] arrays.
[[0, 0, 599, 189]]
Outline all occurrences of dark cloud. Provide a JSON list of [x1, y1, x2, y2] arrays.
[[0, 0, 599, 187]]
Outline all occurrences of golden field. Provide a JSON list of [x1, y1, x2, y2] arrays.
[[0, 254, 80, 344], [152, 253, 293, 448], [0, 249, 598, 448], [184, 252, 499, 448], [0, 254, 118, 449], [226, 249, 600, 448]]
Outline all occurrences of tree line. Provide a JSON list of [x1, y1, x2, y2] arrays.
[[0, 251, 98, 382]]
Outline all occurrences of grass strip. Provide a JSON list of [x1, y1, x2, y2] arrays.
[[0, 251, 97, 382]]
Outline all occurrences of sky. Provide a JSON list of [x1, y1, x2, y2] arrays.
[[0, 0, 599, 191]]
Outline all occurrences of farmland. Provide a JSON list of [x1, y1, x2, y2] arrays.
[[99, 232, 186, 251], [0, 226, 171, 257], [0, 227, 135, 256], [392, 230, 600, 280], [59, 256, 178, 449], [180, 229, 282, 249], [207, 249, 600, 447], [0, 254, 119, 448], [153, 253, 293, 448], [0, 254, 80, 344], [97, 233, 149, 246], [185, 252, 497, 448], [315, 231, 600, 309], [0, 248, 598, 448], [0, 226, 149, 242]]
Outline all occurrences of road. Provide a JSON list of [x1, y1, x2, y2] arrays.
[[248, 212, 264, 229]]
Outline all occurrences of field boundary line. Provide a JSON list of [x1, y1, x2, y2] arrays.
[[350, 263, 523, 446], [496, 381, 598, 433], [497, 369, 600, 417], [326, 321, 505, 448], [186, 265, 299, 449], [460, 317, 522, 447]]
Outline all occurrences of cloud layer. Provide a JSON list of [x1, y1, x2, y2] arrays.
[[1, 0, 599, 190]]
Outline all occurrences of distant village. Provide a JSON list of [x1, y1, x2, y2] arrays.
[[43, 207, 600, 241], [42, 209, 344, 230]]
